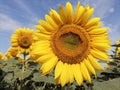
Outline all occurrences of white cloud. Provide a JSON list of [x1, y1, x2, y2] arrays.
[[108, 23, 120, 44], [0, 0, 40, 32], [94, 0, 114, 18], [0, 13, 22, 31], [109, 8, 114, 13]]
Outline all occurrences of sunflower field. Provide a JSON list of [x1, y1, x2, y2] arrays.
[[0, 1, 120, 90]]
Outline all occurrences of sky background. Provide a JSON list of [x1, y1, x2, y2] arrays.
[[0, 0, 120, 54]]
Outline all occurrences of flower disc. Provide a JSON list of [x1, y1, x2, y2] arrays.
[[18, 35, 33, 48], [52, 24, 90, 64], [0, 52, 4, 59]]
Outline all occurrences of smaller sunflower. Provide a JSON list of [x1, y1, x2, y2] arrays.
[[116, 38, 120, 45], [11, 28, 36, 54], [5, 47, 19, 59], [116, 47, 120, 56], [0, 52, 5, 60], [116, 39, 120, 57]]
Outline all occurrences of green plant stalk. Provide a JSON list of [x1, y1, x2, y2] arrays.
[[20, 53, 26, 90]]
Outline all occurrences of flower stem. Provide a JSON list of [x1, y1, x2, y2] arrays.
[[20, 53, 26, 90]]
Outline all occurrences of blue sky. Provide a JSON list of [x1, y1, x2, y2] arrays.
[[0, 0, 120, 54]]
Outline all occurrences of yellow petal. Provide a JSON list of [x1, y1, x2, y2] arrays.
[[85, 17, 100, 27], [64, 63, 70, 84], [32, 46, 50, 54], [49, 9, 63, 25], [74, 1, 80, 18], [35, 40, 50, 44], [59, 4, 67, 23], [67, 64, 74, 83], [90, 48, 108, 61], [11, 39, 17, 43], [33, 41, 50, 52], [105, 63, 110, 69], [36, 53, 56, 63], [40, 56, 58, 75], [39, 20, 55, 32], [55, 61, 63, 79], [11, 35, 17, 39], [55, 76, 61, 85], [89, 28, 108, 35], [74, 6, 84, 23], [60, 63, 68, 87], [32, 48, 52, 55], [91, 38, 111, 44], [35, 33, 50, 40], [72, 64, 83, 85], [86, 22, 102, 31], [83, 59, 96, 76], [81, 7, 94, 26], [11, 42, 18, 47], [91, 42, 111, 50], [66, 2, 73, 23], [34, 40, 50, 47], [90, 34, 109, 40], [80, 62, 91, 82], [25, 49, 30, 54], [35, 25, 51, 35], [45, 15, 58, 29], [88, 54, 104, 71]]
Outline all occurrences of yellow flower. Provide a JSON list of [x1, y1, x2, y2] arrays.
[[0, 52, 5, 59], [116, 47, 120, 56], [116, 38, 120, 45], [32, 2, 111, 86], [5, 47, 20, 59], [5, 47, 18, 58], [11, 28, 36, 54]]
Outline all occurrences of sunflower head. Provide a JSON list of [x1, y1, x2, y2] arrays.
[[5, 47, 19, 59], [33, 1, 111, 86], [10, 47, 18, 56], [116, 47, 120, 56], [116, 38, 120, 45], [0, 52, 5, 60], [11, 28, 36, 54]]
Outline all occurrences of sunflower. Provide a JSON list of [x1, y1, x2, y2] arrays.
[[32, 2, 111, 86], [116, 47, 120, 56], [115, 39, 120, 57], [0, 52, 5, 60], [116, 38, 120, 45], [11, 28, 36, 55], [5, 47, 19, 59]]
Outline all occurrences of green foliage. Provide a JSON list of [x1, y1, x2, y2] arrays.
[[0, 56, 120, 90], [0, 58, 55, 90]]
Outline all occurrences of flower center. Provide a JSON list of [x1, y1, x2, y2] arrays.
[[60, 32, 82, 51], [52, 24, 90, 64], [18, 35, 32, 48]]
